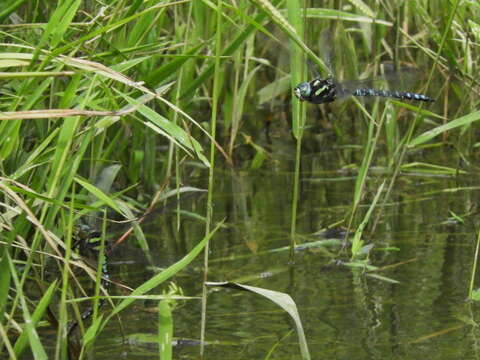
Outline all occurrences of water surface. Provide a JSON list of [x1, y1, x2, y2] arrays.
[[94, 137, 480, 360]]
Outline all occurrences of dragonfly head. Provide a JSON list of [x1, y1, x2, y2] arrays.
[[294, 82, 311, 101]]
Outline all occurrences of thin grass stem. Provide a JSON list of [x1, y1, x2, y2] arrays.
[[200, 0, 223, 356]]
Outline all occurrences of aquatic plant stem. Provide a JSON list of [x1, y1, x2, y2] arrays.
[[287, 0, 306, 258], [173, 3, 193, 232], [54, 188, 75, 360], [468, 228, 480, 298], [200, 0, 222, 356], [290, 136, 302, 257]]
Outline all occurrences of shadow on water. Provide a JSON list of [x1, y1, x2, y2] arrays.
[[91, 131, 480, 359]]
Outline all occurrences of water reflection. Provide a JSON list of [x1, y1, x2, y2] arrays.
[[94, 145, 480, 360]]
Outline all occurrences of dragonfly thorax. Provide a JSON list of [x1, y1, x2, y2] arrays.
[[294, 77, 337, 104]]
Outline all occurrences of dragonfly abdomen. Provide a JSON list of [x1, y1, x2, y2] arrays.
[[352, 88, 434, 102]]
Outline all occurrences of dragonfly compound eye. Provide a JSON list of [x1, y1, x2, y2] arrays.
[[294, 82, 311, 100]]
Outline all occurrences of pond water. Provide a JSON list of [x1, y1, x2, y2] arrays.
[[90, 124, 480, 360]]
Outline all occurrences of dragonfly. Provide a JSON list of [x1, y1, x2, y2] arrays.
[[294, 74, 434, 104], [293, 70, 434, 104], [294, 28, 434, 104]]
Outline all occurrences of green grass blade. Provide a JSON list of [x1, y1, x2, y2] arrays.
[[400, 161, 466, 175], [74, 176, 123, 215], [0, 0, 29, 22], [180, 0, 281, 99], [7, 254, 48, 360], [469, 228, 480, 299], [351, 180, 385, 258], [0, 247, 11, 321], [409, 110, 480, 147], [103, 220, 223, 322], [301, 8, 392, 25], [251, 0, 329, 73], [122, 94, 209, 166], [82, 315, 104, 348], [52, 0, 191, 56], [11, 128, 60, 179], [144, 43, 205, 86], [228, 65, 261, 153], [13, 280, 58, 357], [365, 273, 400, 284], [50, 0, 82, 48]]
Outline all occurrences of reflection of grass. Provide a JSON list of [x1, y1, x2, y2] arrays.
[[1, 0, 478, 359]]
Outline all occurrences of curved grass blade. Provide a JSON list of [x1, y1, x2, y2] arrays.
[[409, 110, 480, 147], [73, 176, 123, 215], [122, 94, 209, 167], [206, 281, 311, 360], [102, 220, 223, 324]]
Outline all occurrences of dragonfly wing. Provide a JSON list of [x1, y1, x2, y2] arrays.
[[334, 81, 356, 99], [319, 28, 335, 75]]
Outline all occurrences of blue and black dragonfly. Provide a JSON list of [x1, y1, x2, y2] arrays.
[[293, 32, 434, 106], [294, 73, 434, 104]]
